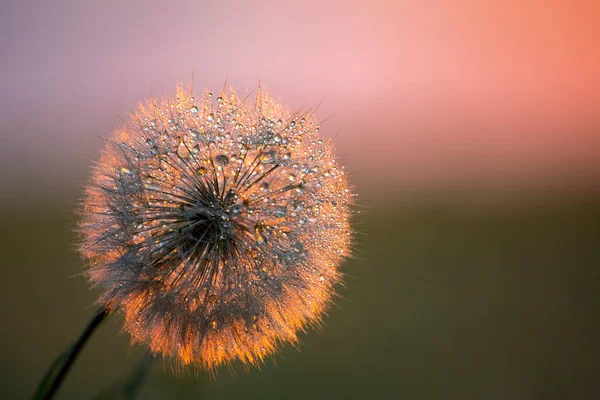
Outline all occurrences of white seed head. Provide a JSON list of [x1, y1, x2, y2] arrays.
[[78, 84, 353, 370]]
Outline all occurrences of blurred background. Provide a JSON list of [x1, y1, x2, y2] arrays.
[[1, 0, 599, 399]]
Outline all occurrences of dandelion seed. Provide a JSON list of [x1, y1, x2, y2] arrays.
[[78, 83, 353, 371]]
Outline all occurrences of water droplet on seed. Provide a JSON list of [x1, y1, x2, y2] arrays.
[[273, 206, 286, 217], [215, 154, 229, 166], [292, 242, 303, 253], [261, 151, 276, 163]]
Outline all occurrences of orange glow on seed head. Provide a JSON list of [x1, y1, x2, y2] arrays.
[[78, 83, 353, 371]]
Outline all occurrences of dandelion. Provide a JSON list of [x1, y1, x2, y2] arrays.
[[77, 84, 353, 371]]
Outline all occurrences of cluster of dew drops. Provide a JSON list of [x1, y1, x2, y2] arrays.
[[112, 87, 353, 283], [81, 86, 356, 369]]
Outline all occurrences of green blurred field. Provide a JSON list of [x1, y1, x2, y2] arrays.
[[1, 192, 599, 399]]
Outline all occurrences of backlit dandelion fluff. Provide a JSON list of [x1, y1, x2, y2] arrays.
[[78, 84, 353, 371]]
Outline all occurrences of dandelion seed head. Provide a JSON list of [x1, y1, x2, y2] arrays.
[[78, 84, 353, 370]]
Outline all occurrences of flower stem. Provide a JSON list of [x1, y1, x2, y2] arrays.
[[33, 306, 111, 400]]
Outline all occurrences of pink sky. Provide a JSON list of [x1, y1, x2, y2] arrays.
[[1, 0, 599, 198]]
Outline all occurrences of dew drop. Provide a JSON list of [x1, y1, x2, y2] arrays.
[[292, 242, 303, 253], [273, 206, 287, 217], [261, 151, 276, 164], [190, 105, 198, 114], [259, 182, 269, 191], [192, 144, 200, 154], [215, 154, 229, 166]]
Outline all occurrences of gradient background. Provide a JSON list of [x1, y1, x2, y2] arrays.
[[1, 0, 599, 399]]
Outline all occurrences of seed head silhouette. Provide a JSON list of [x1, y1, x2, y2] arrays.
[[78, 84, 353, 371]]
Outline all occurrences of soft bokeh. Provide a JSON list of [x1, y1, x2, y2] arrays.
[[1, 1, 599, 399], [2, 0, 599, 201]]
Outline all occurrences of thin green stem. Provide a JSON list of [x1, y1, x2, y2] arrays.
[[33, 306, 111, 400]]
